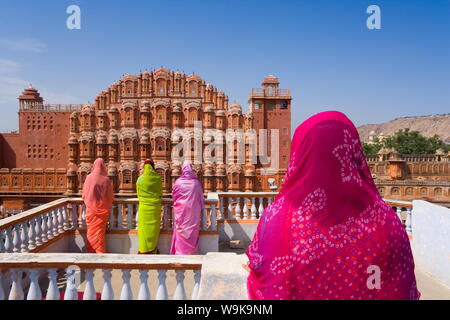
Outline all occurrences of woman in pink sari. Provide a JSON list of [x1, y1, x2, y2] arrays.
[[82, 158, 114, 254], [246, 111, 420, 300], [170, 161, 204, 255]]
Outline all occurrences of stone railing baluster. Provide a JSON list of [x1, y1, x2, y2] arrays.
[[117, 204, 123, 230], [210, 204, 217, 230], [227, 198, 233, 219], [101, 269, 114, 300], [27, 218, 36, 251], [26, 269, 42, 300], [40, 214, 48, 244], [52, 209, 59, 237], [83, 269, 96, 300], [108, 204, 115, 230], [34, 216, 42, 247], [235, 198, 241, 219], [81, 205, 87, 229], [201, 207, 208, 231], [12, 224, 21, 253], [191, 270, 201, 300], [8, 269, 24, 300], [4, 227, 13, 252], [219, 198, 224, 220], [127, 204, 133, 230], [20, 222, 29, 252], [63, 205, 69, 231], [406, 208, 412, 236], [174, 270, 187, 300], [156, 270, 168, 300], [258, 197, 264, 219], [71, 204, 79, 230], [163, 204, 169, 230], [251, 197, 257, 220], [138, 270, 151, 300], [46, 268, 60, 300], [57, 207, 64, 233], [120, 269, 133, 300], [134, 204, 139, 229], [396, 207, 403, 223], [47, 211, 54, 240], [64, 267, 79, 300], [242, 198, 248, 220]]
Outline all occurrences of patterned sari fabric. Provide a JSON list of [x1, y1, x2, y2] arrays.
[[246, 111, 420, 300], [82, 158, 114, 254], [136, 163, 163, 254], [171, 162, 204, 255]]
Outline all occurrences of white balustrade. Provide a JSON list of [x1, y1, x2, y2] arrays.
[[191, 269, 201, 300], [46, 211, 53, 240], [120, 269, 133, 300], [406, 208, 412, 235], [242, 198, 249, 220], [83, 269, 96, 300], [81, 205, 87, 229], [209, 204, 217, 230], [228, 198, 233, 219], [251, 197, 257, 219], [174, 270, 187, 300], [1, 253, 205, 301], [72, 204, 79, 230], [20, 221, 29, 252], [27, 219, 36, 251], [235, 198, 241, 219], [41, 213, 48, 243], [64, 267, 79, 300], [12, 224, 20, 253], [258, 197, 264, 218], [27, 269, 42, 300], [138, 270, 151, 300], [4, 227, 12, 253], [156, 270, 168, 300], [52, 209, 58, 237], [117, 204, 123, 230], [101, 269, 114, 300], [63, 205, 69, 231], [108, 204, 115, 229], [46, 268, 60, 300], [127, 204, 133, 229], [34, 216, 42, 247], [9, 269, 24, 300]]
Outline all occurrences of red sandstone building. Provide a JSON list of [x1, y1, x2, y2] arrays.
[[0, 69, 292, 214]]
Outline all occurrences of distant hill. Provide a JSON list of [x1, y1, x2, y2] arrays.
[[358, 114, 450, 143]]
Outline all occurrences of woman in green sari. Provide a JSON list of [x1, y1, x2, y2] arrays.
[[136, 159, 163, 254]]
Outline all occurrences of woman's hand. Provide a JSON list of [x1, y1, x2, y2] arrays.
[[242, 261, 251, 272]]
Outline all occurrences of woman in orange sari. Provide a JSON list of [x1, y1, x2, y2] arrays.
[[82, 158, 114, 253]]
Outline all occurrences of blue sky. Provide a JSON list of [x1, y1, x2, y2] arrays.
[[0, 0, 449, 132]]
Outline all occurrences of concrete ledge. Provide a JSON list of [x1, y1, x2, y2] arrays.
[[198, 252, 249, 300]]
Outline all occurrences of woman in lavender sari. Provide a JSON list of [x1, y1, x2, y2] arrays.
[[170, 161, 204, 255]]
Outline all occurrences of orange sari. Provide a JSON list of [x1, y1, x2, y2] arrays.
[[82, 158, 114, 253]]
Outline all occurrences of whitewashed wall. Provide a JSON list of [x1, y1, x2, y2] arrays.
[[412, 200, 450, 289]]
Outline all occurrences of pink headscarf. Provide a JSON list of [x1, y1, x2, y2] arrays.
[[82, 158, 114, 213], [246, 111, 420, 300], [170, 162, 204, 254]]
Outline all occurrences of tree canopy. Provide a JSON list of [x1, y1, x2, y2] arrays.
[[361, 129, 450, 156]]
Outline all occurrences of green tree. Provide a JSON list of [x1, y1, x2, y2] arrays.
[[361, 129, 450, 156]]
